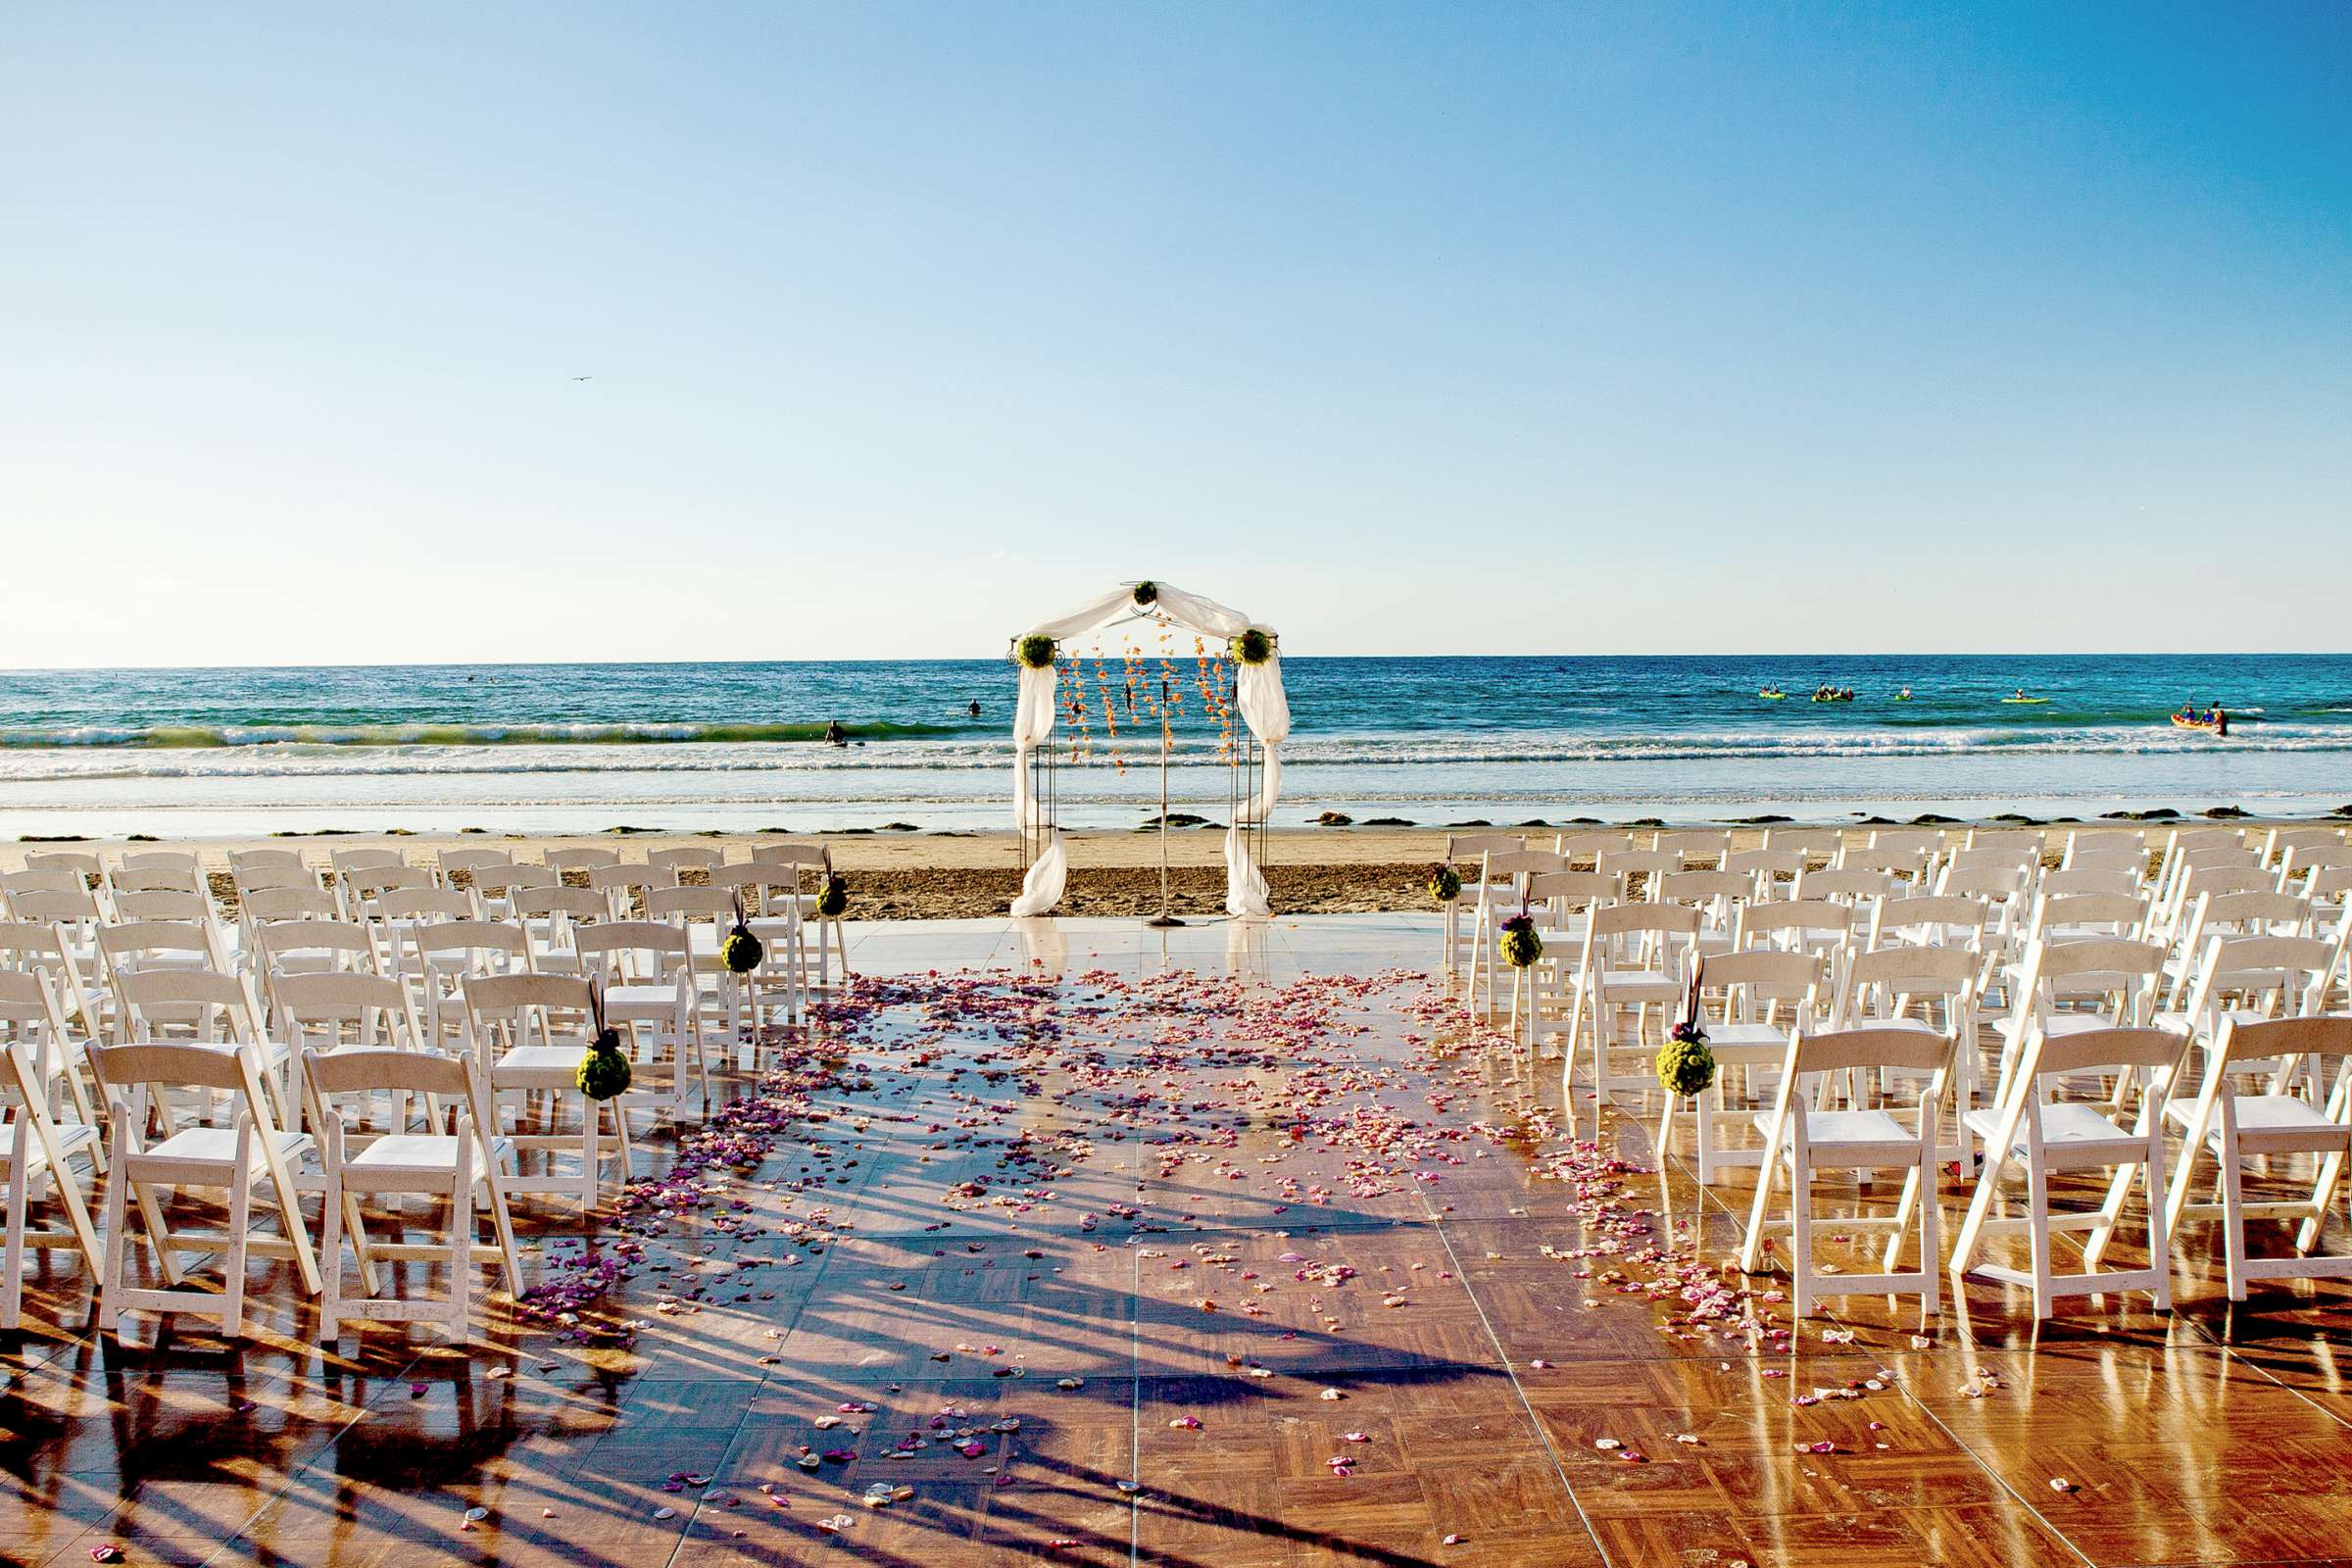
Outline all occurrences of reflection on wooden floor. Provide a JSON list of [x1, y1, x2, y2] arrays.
[[2, 915, 2348, 1567]]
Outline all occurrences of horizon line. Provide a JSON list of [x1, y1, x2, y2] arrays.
[[2, 650, 2348, 677]]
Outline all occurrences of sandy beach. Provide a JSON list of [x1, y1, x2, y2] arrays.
[[12, 814, 2329, 919]]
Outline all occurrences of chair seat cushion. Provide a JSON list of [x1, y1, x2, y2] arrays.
[[1962, 1101, 2132, 1153], [143, 1127, 313, 1167], [604, 984, 682, 1008], [1754, 1108, 1913, 1152], [495, 1043, 585, 1072], [1, 1119, 99, 1176], [349, 1133, 514, 1173], [2166, 1095, 2346, 1142]]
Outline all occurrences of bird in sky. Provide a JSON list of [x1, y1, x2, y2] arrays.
[[570, 375, 592, 381]]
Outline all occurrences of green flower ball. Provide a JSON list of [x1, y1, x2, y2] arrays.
[[1016, 634, 1056, 669], [1655, 1036, 1718, 1097], [1427, 865, 1462, 904], [1499, 923, 1543, 968], [576, 1028, 633, 1101], [815, 874, 849, 919], [720, 923, 764, 974]]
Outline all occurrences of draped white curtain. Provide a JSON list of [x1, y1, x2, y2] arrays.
[[1008, 661, 1065, 917], [1222, 645, 1289, 917], [1008, 584, 1289, 918]]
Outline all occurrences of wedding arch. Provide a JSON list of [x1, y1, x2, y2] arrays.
[[1006, 581, 1291, 919]]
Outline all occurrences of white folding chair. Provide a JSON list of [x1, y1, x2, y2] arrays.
[[649, 846, 725, 879], [1724, 848, 1806, 901], [467, 861, 556, 924], [1763, 827, 1842, 865], [113, 966, 296, 1128], [586, 862, 673, 921], [1439, 832, 1523, 973], [512, 884, 607, 973], [401, 919, 533, 1050], [306, 1046, 523, 1341], [750, 843, 850, 996], [710, 863, 805, 1032], [274, 969, 430, 1137], [0, 921, 106, 1059], [1834, 943, 1983, 1155], [1567, 902, 1701, 1105], [1669, 949, 1824, 1184], [343, 863, 441, 926], [0, 1027, 104, 1327], [572, 922, 708, 1110], [462, 973, 631, 1212], [1950, 1025, 2181, 1317], [1994, 937, 2166, 1109], [544, 846, 622, 878], [1655, 869, 1752, 956], [1739, 1024, 1953, 1316], [2156, 1015, 2352, 1300], [0, 964, 104, 1144], [91, 1040, 322, 1337]]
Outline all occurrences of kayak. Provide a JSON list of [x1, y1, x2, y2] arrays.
[[1758, 691, 1786, 701], [1810, 694, 1853, 704], [2002, 697, 2051, 705], [2171, 714, 2223, 733]]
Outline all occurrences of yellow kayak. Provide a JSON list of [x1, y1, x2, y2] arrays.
[[2002, 696, 2052, 705]]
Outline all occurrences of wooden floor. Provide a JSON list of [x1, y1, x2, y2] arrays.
[[4, 914, 2349, 1568]]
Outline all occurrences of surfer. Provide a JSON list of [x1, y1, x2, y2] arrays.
[[824, 718, 847, 747]]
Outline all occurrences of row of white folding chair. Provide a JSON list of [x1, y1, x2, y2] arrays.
[[1654, 943, 1984, 1182], [86, 1037, 521, 1341], [41, 907, 720, 1120], [1733, 1007, 2352, 1319], [4, 974, 648, 1339], [254, 894, 808, 1047], [1951, 1011, 2352, 1314]]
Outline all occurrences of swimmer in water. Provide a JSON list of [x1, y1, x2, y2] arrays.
[[824, 719, 846, 747]]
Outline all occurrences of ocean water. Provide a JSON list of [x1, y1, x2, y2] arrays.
[[1, 656, 2347, 838]]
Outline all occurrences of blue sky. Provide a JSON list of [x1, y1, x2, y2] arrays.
[[4, 3, 2346, 663]]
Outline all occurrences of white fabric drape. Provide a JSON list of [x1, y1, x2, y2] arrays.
[[1234, 649, 1290, 825], [1010, 829, 1067, 917], [1008, 583, 1290, 919], [1222, 824, 1269, 918], [1011, 662, 1057, 830]]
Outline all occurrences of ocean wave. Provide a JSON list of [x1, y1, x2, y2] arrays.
[[0, 719, 964, 749]]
